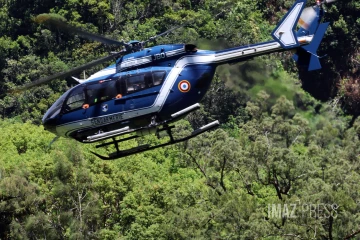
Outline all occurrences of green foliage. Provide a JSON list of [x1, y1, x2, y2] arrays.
[[0, 88, 360, 239], [0, 0, 359, 239]]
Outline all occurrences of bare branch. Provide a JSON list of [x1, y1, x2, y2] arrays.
[[220, 157, 227, 192], [188, 152, 207, 178], [344, 228, 360, 239]]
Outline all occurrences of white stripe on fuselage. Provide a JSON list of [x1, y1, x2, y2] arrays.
[[119, 48, 186, 71], [57, 37, 312, 137]]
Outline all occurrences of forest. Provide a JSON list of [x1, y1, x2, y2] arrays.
[[0, 0, 359, 239]]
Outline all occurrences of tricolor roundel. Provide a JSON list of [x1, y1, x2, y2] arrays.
[[178, 80, 191, 93]]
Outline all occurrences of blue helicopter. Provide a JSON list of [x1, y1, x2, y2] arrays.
[[15, 0, 333, 160]]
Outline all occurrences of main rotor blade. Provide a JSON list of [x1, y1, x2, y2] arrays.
[[35, 14, 129, 48], [10, 52, 123, 93], [142, 25, 183, 45]]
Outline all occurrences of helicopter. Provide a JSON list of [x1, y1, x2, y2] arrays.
[[12, 0, 333, 160]]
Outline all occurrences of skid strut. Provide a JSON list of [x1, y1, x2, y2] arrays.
[[83, 103, 202, 144], [91, 120, 220, 160]]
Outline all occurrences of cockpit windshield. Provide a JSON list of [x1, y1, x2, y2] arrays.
[[65, 85, 86, 111], [42, 88, 73, 122]]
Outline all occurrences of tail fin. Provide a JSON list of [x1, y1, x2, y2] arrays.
[[272, 0, 330, 71], [293, 22, 329, 71], [271, 0, 307, 49], [294, 4, 329, 71]]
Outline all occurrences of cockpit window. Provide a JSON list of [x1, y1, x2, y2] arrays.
[[42, 88, 72, 121], [86, 80, 117, 104], [55, 72, 166, 113], [153, 71, 165, 86], [56, 72, 166, 113], [65, 86, 86, 111], [62, 80, 120, 112]]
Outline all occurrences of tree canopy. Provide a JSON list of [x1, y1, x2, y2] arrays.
[[0, 0, 359, 239]]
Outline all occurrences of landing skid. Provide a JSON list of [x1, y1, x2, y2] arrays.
[[83, 103, 201, 143], [91, 120, 219, 160]]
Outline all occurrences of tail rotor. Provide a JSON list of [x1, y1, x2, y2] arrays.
[[293, 0, 335, 71]]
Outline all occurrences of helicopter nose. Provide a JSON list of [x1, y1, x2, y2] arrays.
[[43, 118, 58, 135]]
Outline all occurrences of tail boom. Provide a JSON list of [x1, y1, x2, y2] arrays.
[[214, 35, 313, 65], [214, 0, 329, 71]]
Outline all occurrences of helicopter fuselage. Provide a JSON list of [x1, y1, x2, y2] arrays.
[[36, 0, 331, 158], [42, 36, 314, 141]]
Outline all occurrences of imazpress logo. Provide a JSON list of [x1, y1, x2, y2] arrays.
[[268, 202, 338, 219]]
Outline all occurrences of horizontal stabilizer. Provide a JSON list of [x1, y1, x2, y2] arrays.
[[71, 76, 87, 84], [302, 22, 329, 54], [271, 0, 306, 49]]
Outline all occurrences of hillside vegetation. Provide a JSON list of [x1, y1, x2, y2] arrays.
[[0, 0, 359, 239]]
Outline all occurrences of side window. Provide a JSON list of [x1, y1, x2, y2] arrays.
[[144, 72, 153, 88], [152, 71, 165, 86], [116, 76, 127, 95], [86, 80, 117, 105], [126, 74, 145, 93], [65, 86, 86, 111], [115, 71, 166, 95]]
